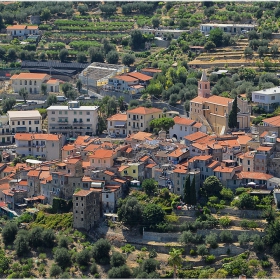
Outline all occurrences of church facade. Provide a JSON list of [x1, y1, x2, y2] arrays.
[[189, 71, 251, 135]]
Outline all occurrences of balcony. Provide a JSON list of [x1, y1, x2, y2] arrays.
[[114, 124, 126, 128], [58, 120, 68, 123]]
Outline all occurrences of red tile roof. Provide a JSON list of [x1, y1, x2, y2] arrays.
[[118, 165, 129, 172], [127, 106, 162, 115], [11, 73, 49, 80], [74, 189, 93, 197], [127, 72, 152, 81], [237, 171, 273, 180], [257, 146, 273, 152], [107, 113, 127, 121], [104, 170, 114, 176], [89, 149, 116, 159], [168, 149, 186, 158], [263, 115, 280, 126], [114, 75, 138, 82], [184, 131, 208, 142], [191, 95, 233, 106], [173, 116, 195, 126], [140, 155, 149, 162], [7, 25, 27, 30], [27, 170, 40, 177]]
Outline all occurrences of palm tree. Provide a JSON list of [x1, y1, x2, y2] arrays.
[[168, 248, 182, 279]]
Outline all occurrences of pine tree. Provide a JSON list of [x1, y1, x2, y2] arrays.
[[190, 176, 197, 206], [228, 96, 238, 129], [183, 176, 191, 205]]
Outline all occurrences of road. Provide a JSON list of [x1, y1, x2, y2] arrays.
[[85, 88, 103, 100]]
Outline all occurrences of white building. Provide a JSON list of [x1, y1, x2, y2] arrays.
[[47, 101, 99, 138], [7, 110, 42, 135], [252, 87, 280, 112], [11, 73, 60, 94], [107, 113, 127, 136], [169, 116, 207, 141], [6, 25, 39, 39], [200, 23, 256, 35], [14, 133, 64, 161]]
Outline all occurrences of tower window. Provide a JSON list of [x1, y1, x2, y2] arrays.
[[205, 84, 207, 89]]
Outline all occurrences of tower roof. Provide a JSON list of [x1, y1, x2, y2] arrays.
[[201, 70, 208, 82]]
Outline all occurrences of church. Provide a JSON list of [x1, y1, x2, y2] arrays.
[[189, 70, 251, 135]]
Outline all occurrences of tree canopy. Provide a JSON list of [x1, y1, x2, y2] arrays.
[[203, 176, 223, 197], [228, 96, 238, 129], [150, 117, 175, 131], [142, 203, 165, 229]]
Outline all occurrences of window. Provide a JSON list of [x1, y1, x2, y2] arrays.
[[248, 160, 250, 165], [272, 96, 276, 100], [87, 112, 90, 115], [106, 194, 108, 198], [81, 218, 83, 221], [18, 121, 20, 125], [12, 121, 14, 125], [76, 203, 78, 206], [248, 168, 250, 171], [81, 197, 83, 201], [34, 120, 39, 124], [74, 111, 77, 115], [65, 111, 67, 115], [52, 143, 54, 147], [177, 188, 180, 191], [79, 112, 82, 115], [260, 96, 265, 100], [52, 111, 55, 114], [133, 170, 136, 173], [22, 121, 25, 125], [59, 111, 62, 114], [81, 211, 83, 214]]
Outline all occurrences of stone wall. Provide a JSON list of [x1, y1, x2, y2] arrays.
[[143, 231, 180, 242], [217, 207, 264, 219], [197, 228, 265, 237]]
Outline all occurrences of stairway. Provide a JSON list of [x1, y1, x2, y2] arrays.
[[197, 114, 214, 134]]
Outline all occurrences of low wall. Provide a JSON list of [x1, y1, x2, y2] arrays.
[[197, 229, 265, 237], [217, 207, 264, 219], [143, 231, 180, 242]]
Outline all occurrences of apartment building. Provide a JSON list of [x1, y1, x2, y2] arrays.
[[200, 23, 256, 35], [7, 110, 42, 137], [127, 106, 163, 134], [107, 113, 127, 136], [11, 73, 59, 94], [14, 133, 64, 161], [73, 189, 100, 231], [47, 101, 99, 138], [252, 87, 280, 112]]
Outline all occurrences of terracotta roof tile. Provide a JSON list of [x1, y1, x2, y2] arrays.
[[107, 113, 127, 121], [11, 73, 49, 80], [238, 171, 273, 180], [27, 170, 40, 177], [118, 165, 129, 172], [184, 131, 208, 141], [62, 144, 75, 151], [104, 170, 114, 176], [263, 115, 280, 126], [173, 116, 195, 126], [213, 166, 235, 173], [168, 149, 186, 157], [74, 189, 93, 197], [7, 25, 27, 30], [237, 135, 252, 145], [257, 146, 273, 152], [140, 155, 149, 162], [191, 95, 233, 106], [114, 75, 138, 82], [127, 72, 152, 81], [127, 106, 162, 115], [146, 163, 156, 168], [89, 149, 116, 159], [82, 161, 90, 168]]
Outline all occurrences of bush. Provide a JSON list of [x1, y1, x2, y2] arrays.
[[219, 231, 233, 243], [190, 249, 197, 256], [110, 251, 126, 267], [272, 243, 280, 258], [2, 222, 18, 245], [49, 264, 62, 278], [108, 265, 131, 278], [205, 233, 218, 249], [253, 235, 264, 252], [54, 247, 71, 268], [149, 249, 157, 258], [197, 244, 208, 256], [238, 233, 250, 246], [76, 249, 90, 266], [58, 236, 69, 248], [261, 260, 272, 268], [141, 258, 159, 274], [121, 244, 135, 254], [240, 220, 258, 229], [92, 238, 111, 264], [90, 263, 97, 275], [235, 187, 247, 196], [205, 254, 216, 264], [219, 216, 231, 228]]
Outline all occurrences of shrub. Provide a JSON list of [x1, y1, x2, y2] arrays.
[[190, 249, 197, 256], [49, 264, 62, 278], [197, 244, 208, 256], [149, 249, 157, 258], [253, 235, 264, 252], [261, 260, 272, 268], [108, 265, 131, 278], [141, 258, 159, 274], [121, 244, 135, 254], [248, 259, 259, 267], [90, 263, 97, 275], [219, 231, 233, 243], [272, 243, 280, 258], [76, 249, 90, 266], [2, 222, 18, 245], [58, 236, 69, 248], [205, 233, 218, 249], [238, 233, 250, 246], [205, 254, 216, 264], [219, 216, 231, 228], [92, 238, 111, 264], [110, 251, 126, 267], [54, 247, 71, 268], [235, 187, 247, 196]]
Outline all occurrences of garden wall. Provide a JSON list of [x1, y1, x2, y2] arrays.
[[217, 208, 264, 219], [197, 229, 265, 237], [143, 231, 180, 242]]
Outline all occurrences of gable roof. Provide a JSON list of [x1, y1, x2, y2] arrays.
[[191, 95, 233, 106], [127, 72, 152, 81], [262, 115, 280, 126], [184, 131, 208, 142], [89, 149, 116, 159], [74, 189, 93, 197], [107, 113, 127, 121], [173, 116, 195, 126], [11, 73, 49, 80], [127, 106, 162, 115], [114, 75, 138, 82]]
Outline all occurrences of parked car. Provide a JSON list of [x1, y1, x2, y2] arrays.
[[13, 104, 22, 109], [76, 95, 85, 100], [57, 96, 68, 102]]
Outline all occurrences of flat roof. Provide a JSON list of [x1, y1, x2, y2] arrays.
[[26, 159, 42, 164], [201, 23, 257, 27], [8, 110, 41, 118], [47, 105, 99, 111], [253, 87, 280, 95]]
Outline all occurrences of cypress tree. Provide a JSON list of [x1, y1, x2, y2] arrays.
[[190, 176, 197, 206], [228, 96, 238, 129], [183, 176, 191, 205]]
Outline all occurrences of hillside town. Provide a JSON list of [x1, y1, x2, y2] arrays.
[[1, 1, 280, 279]]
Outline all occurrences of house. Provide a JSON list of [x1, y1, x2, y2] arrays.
[[127, 106, 163, 134], [7, 110, 42, 136], [141, 68, 162, 77], [107, 113, 127, 136], [200, 23, 256, 35], [15, 133, 64, 161], [102, 185, 122, 214], [262, 115, 280, 127], [47, 101, 99, 138], [138, 28, 184, 39], [73, 189, 100, 231], [118, 162, 145, 181], [184, 131, 208, 146], [6, 25, 39, 39], [252, 87, 280, 112], [189, 71, 251, 135], [89, 148, 118, 168], [169, 116, 207, 140], [10, 73, 59, 94], [237, 152, 255, 172]]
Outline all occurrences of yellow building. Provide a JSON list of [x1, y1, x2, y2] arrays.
[[189, 71, 251, 135], [118, 162, 144, 180], [127, 106, 163, 135]]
